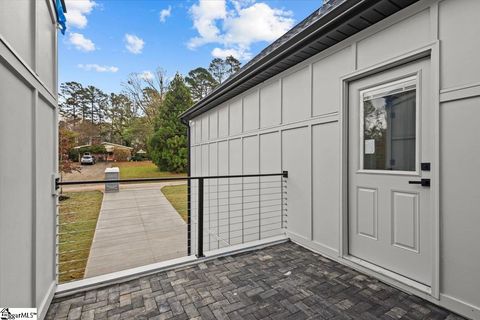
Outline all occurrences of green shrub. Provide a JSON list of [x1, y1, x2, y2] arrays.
[[113, 148, 131, 161], [131, 153, 148, 161]]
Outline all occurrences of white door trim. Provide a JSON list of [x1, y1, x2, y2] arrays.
[[338, 43, 440, 299]]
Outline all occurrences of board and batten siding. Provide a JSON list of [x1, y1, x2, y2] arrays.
[[438, 0, 480, 315], [0, 1, 58, 318], [190, 0, 480, 318], [189, 42, 353, 256]]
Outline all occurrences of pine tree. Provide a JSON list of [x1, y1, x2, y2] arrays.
[[208, 56, 241, 84], [149, 73, 193, 172], [225, 55, 241, 74], [208, 58, 228, 84], [59, 81, 85, 122], [185, 67, 218, 102]]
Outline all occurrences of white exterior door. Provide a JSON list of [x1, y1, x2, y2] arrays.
[[348, 59, 433, 286]]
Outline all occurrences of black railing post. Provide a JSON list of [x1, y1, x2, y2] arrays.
[[281, 171, 288, 230], [187, 179, 191, 256], [186, 123, 191, 256], [197, 178, 204, 258]]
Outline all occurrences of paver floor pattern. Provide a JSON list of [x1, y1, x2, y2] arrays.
[[84, 186, 187, 277], [48, 242, 464, 319]]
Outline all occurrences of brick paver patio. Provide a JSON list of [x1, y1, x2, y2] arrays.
[[47, 242, 464, 320]]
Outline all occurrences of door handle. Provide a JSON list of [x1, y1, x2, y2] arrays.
[[408, 178, 430, 187]]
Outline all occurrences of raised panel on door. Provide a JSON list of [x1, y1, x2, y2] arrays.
[[392, 191, 419, 252], [356, 187, 378, 240]]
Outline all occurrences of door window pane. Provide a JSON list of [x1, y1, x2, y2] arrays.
[[362, 79, 416, 171]]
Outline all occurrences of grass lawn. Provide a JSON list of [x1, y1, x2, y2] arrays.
[[58, 191, 103, 283], [161, 184, 188, 222], [115, 161, 186, 179]]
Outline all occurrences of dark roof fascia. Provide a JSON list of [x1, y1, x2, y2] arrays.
[[180, 0, 379, 122], [53, 0, 67, 13], [61, 0, 67, 12]]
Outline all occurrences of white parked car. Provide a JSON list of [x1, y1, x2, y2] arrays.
[[81, 154, 95, 165]]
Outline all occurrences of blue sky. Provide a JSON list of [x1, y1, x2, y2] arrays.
[[59, 0, 321, 93]]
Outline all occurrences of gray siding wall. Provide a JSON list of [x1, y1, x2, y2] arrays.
[[190, 0, 480, 318], [0, 0, 58, 318], [438, 0, 480, 313]]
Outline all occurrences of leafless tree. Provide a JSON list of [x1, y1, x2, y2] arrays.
[[122, 68, 169, 126]]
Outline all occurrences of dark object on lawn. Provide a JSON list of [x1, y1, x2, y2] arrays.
[[59, 194, 70, 201]]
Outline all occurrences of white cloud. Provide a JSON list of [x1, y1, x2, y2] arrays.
[[159, 6, 172, 23], [139, 70, 154, 81], [223, 3, 293, 47], [188, 0, 227, 49], [78, 64, 119, 73], [69, 32, 95, 52], [65, 0, 96, 29], [188, 0, 294, 60], [124, 34, 145, 54], [211, 47, 251, 60]]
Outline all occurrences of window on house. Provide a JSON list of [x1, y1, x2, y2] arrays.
[[361, 77, 417, 171]]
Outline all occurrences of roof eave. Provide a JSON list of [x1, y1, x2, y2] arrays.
[[61, 0, 67, 13], [180, 0, 361, 122], [180, 0, 419, 122]]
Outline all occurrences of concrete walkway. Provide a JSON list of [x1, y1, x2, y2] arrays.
[[84, 185, 187, 278]]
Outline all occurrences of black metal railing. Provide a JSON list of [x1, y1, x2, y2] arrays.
[[188, 171, 288, 257], [55, 171, 287, 282]]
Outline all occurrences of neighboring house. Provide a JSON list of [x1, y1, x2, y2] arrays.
[[181, 0, 480, 318], [101, 142, 133, 161], [73, 142, 133, 162], [0, 0, 62, 317]]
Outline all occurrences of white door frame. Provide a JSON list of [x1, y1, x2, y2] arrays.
[[339, 43, 440, 299]]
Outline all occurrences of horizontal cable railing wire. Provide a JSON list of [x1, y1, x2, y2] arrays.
[[55, 171, 287, 283], [55, 172, 287, 187], [197, 174, 288, 256]]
